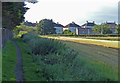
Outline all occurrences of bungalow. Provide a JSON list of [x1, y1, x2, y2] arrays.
[[105, 22, 117, 34], [63, 22, 81, 35], [53, 22, 64, 34]]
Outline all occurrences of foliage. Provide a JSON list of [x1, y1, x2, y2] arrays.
[[92, 24, 112, 34], [115, 24, 120, 34], [2, 2, 28, 30], [13, 22, 35, 35], [36, 19, 56, 35], [2, 1, 38, 30], [19, 33, 117, 81], [2, 40, 17, 81], [62, 29, 76, 35]]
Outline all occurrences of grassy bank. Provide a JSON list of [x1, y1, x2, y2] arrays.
[[2, 40, 17, 81], [15, 34, 118, 81]]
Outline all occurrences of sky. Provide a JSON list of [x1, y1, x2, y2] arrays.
[[24, 0, 119, 26]]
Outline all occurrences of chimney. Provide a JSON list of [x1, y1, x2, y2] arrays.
[[72, 21, 75, 24], [93, 21, 95, 24], [57, 22, 59, 24], [86, 21, 88, 23]]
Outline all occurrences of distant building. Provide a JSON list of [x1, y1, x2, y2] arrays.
[[105, 22, 117, 34], [24, 21, 37, 27], [77, 28, 95, 34], [63, 22, 81, 35], [81, 21, 95, 28], [77, 21, 96, 35], [53, 22, 64, 34]]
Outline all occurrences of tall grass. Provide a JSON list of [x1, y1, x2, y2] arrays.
[[20, 33, 118, 81], [2, 40, 17, 81]]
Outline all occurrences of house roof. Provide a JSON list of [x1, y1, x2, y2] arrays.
[[24, 21, 37, 27], [53, 23, 64, 27], [82, 21, 95, 27], [64, 22, 81, 28], [106, 22, 117, 25]]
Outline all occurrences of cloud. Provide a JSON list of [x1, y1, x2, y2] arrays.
[[24, 0, 119, 25]]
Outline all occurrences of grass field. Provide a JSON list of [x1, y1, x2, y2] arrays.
[[41, 35, 118, 81], [77, 37, 118, 41], [2, 40, 17, 81], [41, 36, 119, 48]]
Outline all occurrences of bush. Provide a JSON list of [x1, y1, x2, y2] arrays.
[[21, 33, 114, 81]]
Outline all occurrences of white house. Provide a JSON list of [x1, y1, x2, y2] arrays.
[[63, 22, 81, 35], [53, 22, 64, 34]]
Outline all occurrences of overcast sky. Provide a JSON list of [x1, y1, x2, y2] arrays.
[[24, 0, 119, 25]]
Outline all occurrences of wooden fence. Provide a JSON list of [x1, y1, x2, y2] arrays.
[[1, 28, 13, 48]]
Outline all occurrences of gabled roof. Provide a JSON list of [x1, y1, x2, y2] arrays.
[[106, 22, 117, 25], [82, 21, 95, 26], [24, 21, 37, 27], [64, 22, 81, 28], [53, 23, 64, 27]]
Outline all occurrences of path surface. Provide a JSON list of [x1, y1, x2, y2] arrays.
[[13, 41, 24, 82]]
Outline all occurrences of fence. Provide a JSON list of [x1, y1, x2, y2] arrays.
[[1, 28, 13, 48]]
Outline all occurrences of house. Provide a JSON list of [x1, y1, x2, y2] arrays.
[[78, 21, 96, 34], [53, 22, 64, 34], [81, 21, 95, 28], [63, 22, 81, 35], [24, 21, 38, 27], [77, 28, 95, 34], [105, 22, 117, 34]]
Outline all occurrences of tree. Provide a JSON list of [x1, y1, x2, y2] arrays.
[[62, 29, 76, 35], [115, 24, 120, 34], [2, 1, 38, 30], [13, 22, 35, 35], [92, 24, 112, 34], [36, 19, 56, 35]]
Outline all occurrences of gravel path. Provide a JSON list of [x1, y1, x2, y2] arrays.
[[13, 41, 24, 82]]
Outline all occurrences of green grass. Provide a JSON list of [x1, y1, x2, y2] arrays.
[[41, 36, 119, 48], [2, 40, 17, 81], [82, 37, 118, 41], [61, 40, 118, 81], [16, 39, 41, 81], [16, 33, 118, 81]]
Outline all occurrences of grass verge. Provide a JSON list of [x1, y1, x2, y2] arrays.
[[16, 39, 41, 81], [2, 40, 17, 81]]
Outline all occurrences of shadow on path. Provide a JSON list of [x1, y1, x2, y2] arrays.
[[13, 41, 24, 82]]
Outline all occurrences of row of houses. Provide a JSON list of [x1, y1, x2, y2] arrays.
[[54, 21, 117, 35], [24, 21, 117, 35]]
